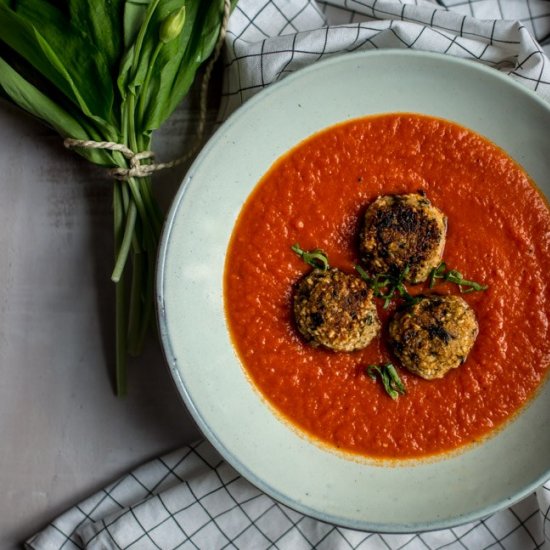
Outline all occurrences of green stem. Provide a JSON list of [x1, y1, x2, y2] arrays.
[[113, 182, 127, 397], [127, 248, 144, 356], [137, 43, 162, 128], [121, 183, 141, 254], [111, 201, 137, 283], [135, 132, 163, 235], [126, 95, 156, 243], [131, 0, 161, 73], [140, 176, 163, 235], [127, 176, 155, 248], [108, 152, 139, 273], [127, 93, 139, 153]]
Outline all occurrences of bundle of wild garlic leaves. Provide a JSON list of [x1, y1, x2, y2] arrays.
[[0, 0, 233, 395]]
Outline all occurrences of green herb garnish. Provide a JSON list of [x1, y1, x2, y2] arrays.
[[355, 265, 420, 308], [429, 262, 488, 293], [366, 363, 406, 400], [291, 243, 329, 271]]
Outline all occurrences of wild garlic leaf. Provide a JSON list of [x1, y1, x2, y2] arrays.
[[118, 0, 188, 134], [117, 0, 161, 109], [0, 3, 116, 133], [117, 48, 135, 102], [123, 1, 150, 49], [68, 0, 126, 76], [120, 0, 163, 96], [141, 0, 236, 132], [172, 0, 237, 109], [0, 57, 114, 166], [137, 0, 191, 130], [169, 0, 227, 104]]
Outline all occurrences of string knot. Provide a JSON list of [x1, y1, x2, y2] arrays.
[[63, 139, 160, 179]]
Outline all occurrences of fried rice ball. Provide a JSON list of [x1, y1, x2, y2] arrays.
[[388, 294, 479, 380], [293, 268, 380, 352], [360, 193, 447, 283]]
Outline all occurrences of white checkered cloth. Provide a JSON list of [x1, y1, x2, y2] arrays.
[[26, 441, 550, 549], [27, 1, 550, 548], [219, 0, 550, 119]]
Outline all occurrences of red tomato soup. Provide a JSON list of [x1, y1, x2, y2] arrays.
[[223, 113, 550, 459]]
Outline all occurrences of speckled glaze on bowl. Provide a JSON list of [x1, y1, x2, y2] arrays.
[[157, 50, 550, 532]]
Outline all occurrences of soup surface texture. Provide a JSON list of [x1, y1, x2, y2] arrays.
[[224, 113, 550, 459]]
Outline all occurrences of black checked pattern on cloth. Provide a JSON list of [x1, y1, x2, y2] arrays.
[[26, 441, 550, 549], [218, 0, 550, 119], [27, 0, 550, 548]]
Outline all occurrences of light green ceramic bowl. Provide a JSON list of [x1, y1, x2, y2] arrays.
[[157, 50, 550, 532]]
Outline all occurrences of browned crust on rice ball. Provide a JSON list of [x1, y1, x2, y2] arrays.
[[360, 193, 447, 283], [293, 268, 380, 352], [388, 294, 479, 380]]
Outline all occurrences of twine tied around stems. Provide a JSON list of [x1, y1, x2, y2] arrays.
[[64, 0, 230, 179], [63, 139, 180, 179]]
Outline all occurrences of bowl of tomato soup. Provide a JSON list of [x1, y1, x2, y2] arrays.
[[157, 51, 550, 531]]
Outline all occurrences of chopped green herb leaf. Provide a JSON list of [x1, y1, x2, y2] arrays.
[[355, 265, 420, 308], [429, 261, 488, 293], [291, 243, 329, 271], [366, 363, 406, 400]]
